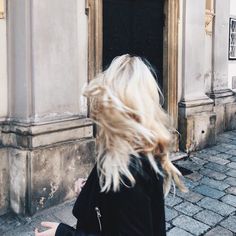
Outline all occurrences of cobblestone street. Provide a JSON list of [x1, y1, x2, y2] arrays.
[[166, 130, 236, 236], [1, 130, 236, 236]]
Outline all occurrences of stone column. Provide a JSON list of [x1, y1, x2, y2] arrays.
[[0, 0, 95, 215], [210, 0, 236, 133], [0, 3, 9, 215], [0, 8, 7, 120], [178, 0, 216, 152]]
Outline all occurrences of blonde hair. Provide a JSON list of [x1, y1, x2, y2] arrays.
[[84, 54, 186, 195]]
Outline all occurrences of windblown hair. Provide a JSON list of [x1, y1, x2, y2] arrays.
[[83, 54, 187, 195]]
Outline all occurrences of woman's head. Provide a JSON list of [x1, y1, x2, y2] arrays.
[[84, 54, 186, 194]]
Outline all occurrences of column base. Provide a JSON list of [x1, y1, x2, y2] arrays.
[[0, 118, 95, 216], [178, 97, 216, 152], [208, 89, 236, 134], [225, 102, 236, 131], [0, 148, 9, 216]]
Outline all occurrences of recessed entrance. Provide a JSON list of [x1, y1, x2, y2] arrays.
[[87, 0, 179, 133], [103, 0, 164, 87]]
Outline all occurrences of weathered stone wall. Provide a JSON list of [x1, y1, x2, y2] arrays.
[[225, 102, 236, 131], [0, 148, 9, 215], [0, 139, 95, 216], [0, 118, 95, 216], [29, 140, 95, 214], [29, 139, 95, 214], [179, 111, 216, 152], [211, 91, 236, 134]]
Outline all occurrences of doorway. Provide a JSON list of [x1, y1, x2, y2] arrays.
[[103, 0, 164, 88], [87, 0, 179, 131]]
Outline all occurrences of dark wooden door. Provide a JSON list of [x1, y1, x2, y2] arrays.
[[103, 0, 164, 87]]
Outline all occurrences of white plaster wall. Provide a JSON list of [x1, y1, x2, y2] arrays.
[[0, 16, 7, 119], [181, 0, 207, 101], [229, 0, 236, 89], [32, 0, 88, 121], [77, 0, 88, 116], [204, 34, 212, 93], [8, 0, 32, 121], [213, 0, 230, 90]]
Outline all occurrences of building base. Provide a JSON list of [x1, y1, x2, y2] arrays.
[[0, 118, 95, 216], [208, 89, 236, 133], [178, 97, 216, 153]]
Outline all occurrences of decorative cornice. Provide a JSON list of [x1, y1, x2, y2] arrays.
[[0, 118, 93, 149]]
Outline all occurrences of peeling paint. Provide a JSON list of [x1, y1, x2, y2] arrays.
[[39, 197, 46, 207], [48, 182, 58, 199], [68, 158, 76, 170], [26, 139, 95, 214]]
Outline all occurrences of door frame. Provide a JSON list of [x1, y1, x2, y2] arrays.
[[86, 0, 179, 129]]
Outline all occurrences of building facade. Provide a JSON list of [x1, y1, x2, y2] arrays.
[[0, 0, 235, 216]]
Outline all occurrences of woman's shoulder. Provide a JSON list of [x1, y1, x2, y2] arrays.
[[128, 154, 162, 185], [129, 153, 160, 174]]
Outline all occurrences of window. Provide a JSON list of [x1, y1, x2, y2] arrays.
[[229, 18, 236, 60]]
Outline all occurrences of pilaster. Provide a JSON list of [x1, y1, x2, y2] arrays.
[[0, 7, 7, 120], [210, 0, 236, 133], [178, 0, 216, 152], [0, 0, 95, 215]]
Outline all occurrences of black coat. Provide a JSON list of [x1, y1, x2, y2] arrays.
[[55, 156, 166, 236]]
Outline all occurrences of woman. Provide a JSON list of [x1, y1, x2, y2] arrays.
[[35, 54, 186, 236]]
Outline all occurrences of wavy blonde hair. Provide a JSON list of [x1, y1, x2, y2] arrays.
[[83, 54, 186, 195]]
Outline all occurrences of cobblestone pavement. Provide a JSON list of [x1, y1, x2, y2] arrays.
[[1, 130, 236, 236]]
